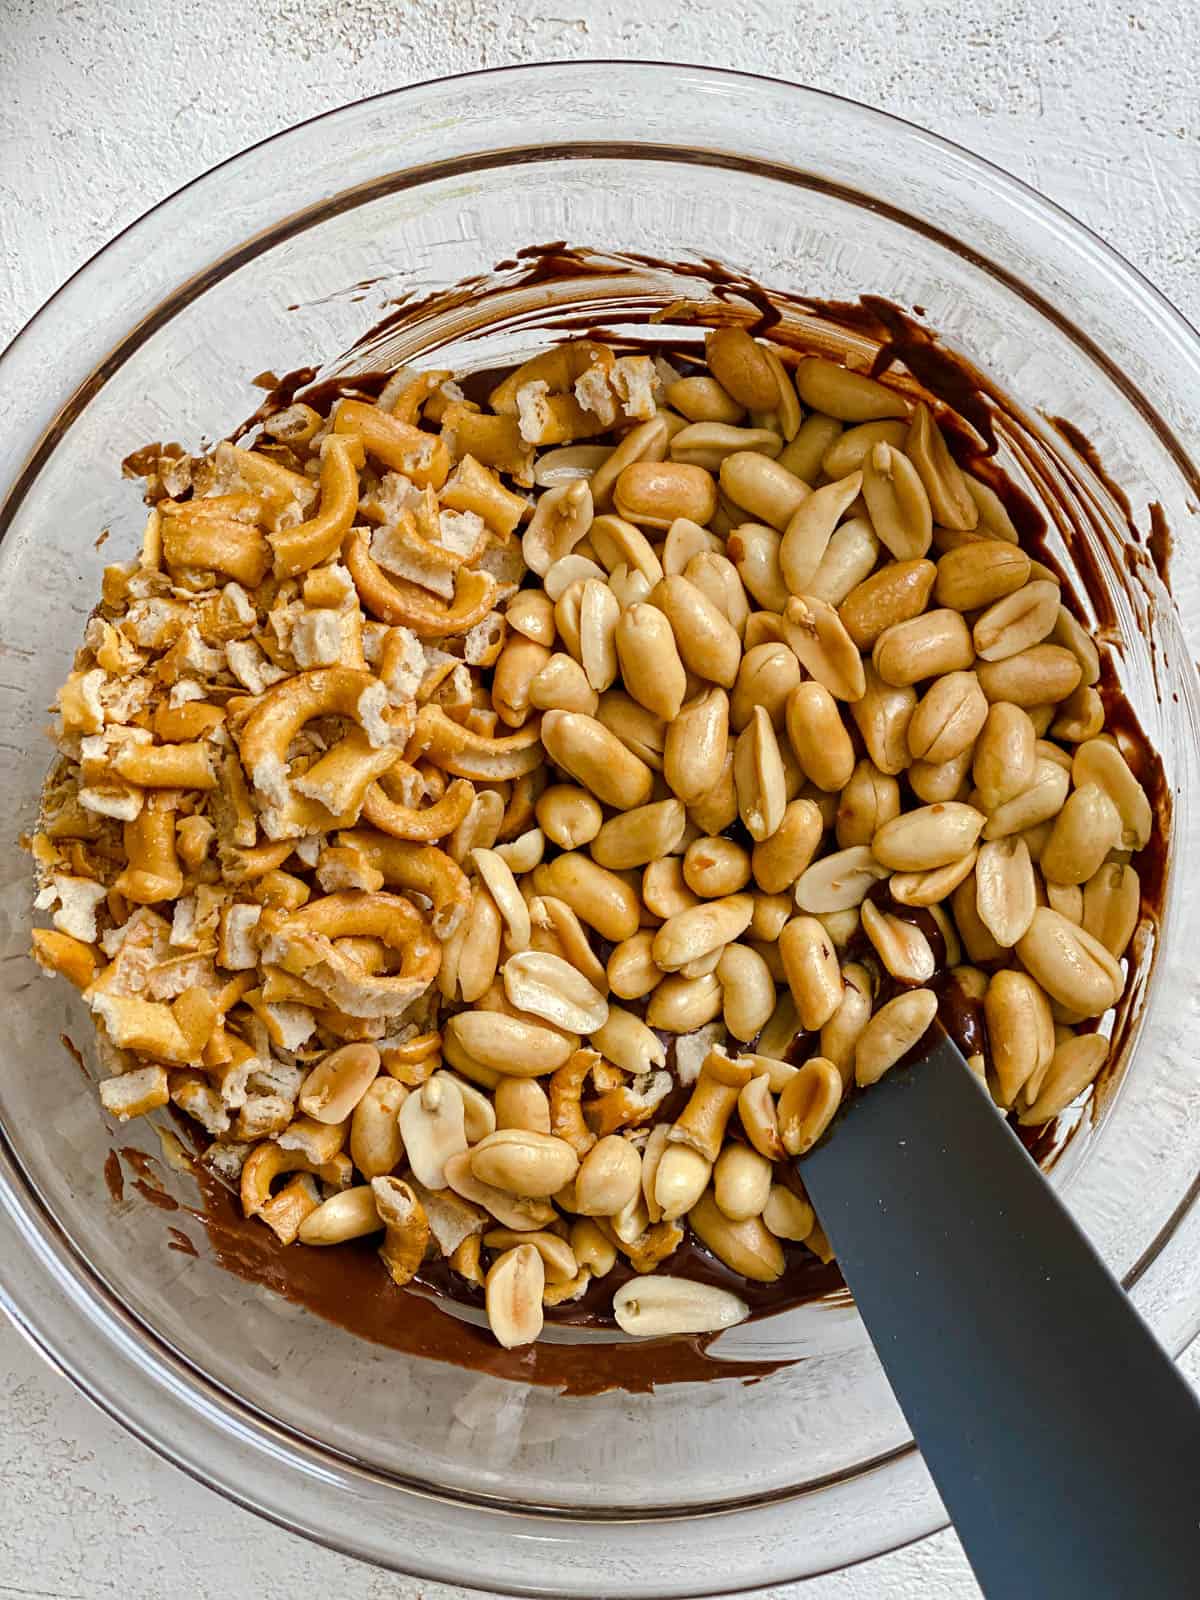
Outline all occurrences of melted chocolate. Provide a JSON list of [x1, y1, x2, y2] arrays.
[[103, 1150, 124, 1204], [935, 974, 989, 1062], [1148, 502, 1173, 589], [60, 1031, 90, 1082], [107, 243, 1172, 1388], [189, 1166, 796, 1395]]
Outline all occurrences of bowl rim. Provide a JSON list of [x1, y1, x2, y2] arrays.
[[2, 57, 1199, 1595]]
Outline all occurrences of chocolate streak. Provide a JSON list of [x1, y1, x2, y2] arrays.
[[188, 1164, 801, 1396], [123, 243, 1170, 1390]]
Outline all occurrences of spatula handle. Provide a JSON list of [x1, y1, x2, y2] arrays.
[[800, 1034, 1200, 1599]]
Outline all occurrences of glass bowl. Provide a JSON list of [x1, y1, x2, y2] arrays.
[[1, 62, 1199, 1598]]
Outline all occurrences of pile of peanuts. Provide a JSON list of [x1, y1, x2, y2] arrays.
[[28, 324, 1150, 1349]]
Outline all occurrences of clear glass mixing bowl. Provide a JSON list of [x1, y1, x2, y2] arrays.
[[0, 62, 1198, 1597]]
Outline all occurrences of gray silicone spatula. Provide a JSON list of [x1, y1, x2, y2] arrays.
[[799, 1029, 1200, 1599]]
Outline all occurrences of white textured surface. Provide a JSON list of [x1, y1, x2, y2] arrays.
[[1, 3, 1198, 1596]]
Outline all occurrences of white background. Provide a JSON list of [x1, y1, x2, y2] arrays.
[[1, 2, 1198, 1595]]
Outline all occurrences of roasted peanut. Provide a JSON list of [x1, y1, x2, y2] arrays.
[[850, 665, 918, 775], [727, 522, 789, 613], [974, 836, 1036, 947], [1045, 881, 1084, 923], [471, 1128, 580, 1197], [486, 1243, 545, 1347], [503, 948, 609, 1034], [907, 671, 988, 765], [872, 802, 986, 871], [719, 452, 809, 530], [733, 706, 788, 841], [591, 798, 688, 870], [705, 328, 780, 411], [655, 1144, 713, 1222], [688, 1188, 785, 1282], [793, 845, 890, 913], [822, 419, 908, 478], [298, 1185, 383, 1246], [646, 971, 723, 1032], [604, 930, 661, 1000], [834, 759, 900, 848], [873, 609, 974, 688], [935, 541, 1030, 611], [779, 411, 843, 480], [685, 550, 750, 637], [652, 894, 754, 973], [806, 516, 881, 605], [1072, 738, 1153, 850], [973, 702, 1038, 810], [1015, 907, 1122, 1018], [779, 915, 844, 1029], [535, 783, 603, 850], [663, 687, 729, 803], [399, 1073, 468, 1188], [820, 963, 875, 1086], [862, 440, 932, 560], [681, 837, 750, 900], [984, 969, 1055, 1106], [1081, 862, 1139, 958], [780, 595, 866, 702], [494, 1076, 552, 1134], [855, 988, 938, 1086], [963, 473, 1019, 541], [784, 682, 855, 793], [778, 1056, 843, 1154], [763, 1184, 816, 1242], [728, 645, 799, 735], [976, 645, 1082, 708], [685, 748, 738, 835], [445, 1012, 576, 1077], [349, 1077, 407, 1180], [861, 897, 936, 982], [717, 942, 777, 1041], [642, 856, 700, 919], [299, 1042, 380, 1124], [596, 689, 667, 771], [540, 708, 654, 809], [571, 1216, 618, 1277], [665, 374, 746, 424], [1039, 783, 1123, 886], [973, 579, 1061, 661], [793, 357, 907, 423], [577, 578, 620, 692], [906, 404, 977, 530], [750, 797, 823, 894], [1018, 1034, 1109, 1125], [1051, 684, 1105, 744], [575, 1135, 642, 1217], [779, 471, 863, 593], [651, 574, 741, 688], [493, 637, 553, 728], [535, 850, 641, 942], [713, 1143, 773, 1221], [613, 1274, 749, 1337], [838, 559, 937, 650], [614, 602, 687, 720], [908, 745, 974, 805], [1051, 605, 1102, 686], [589, 513, 664, 586], [505, 589, 557, 646], [614, 460, 717, 530]]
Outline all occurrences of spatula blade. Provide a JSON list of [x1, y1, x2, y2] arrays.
[[800, 1031, 1200, 1599]]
